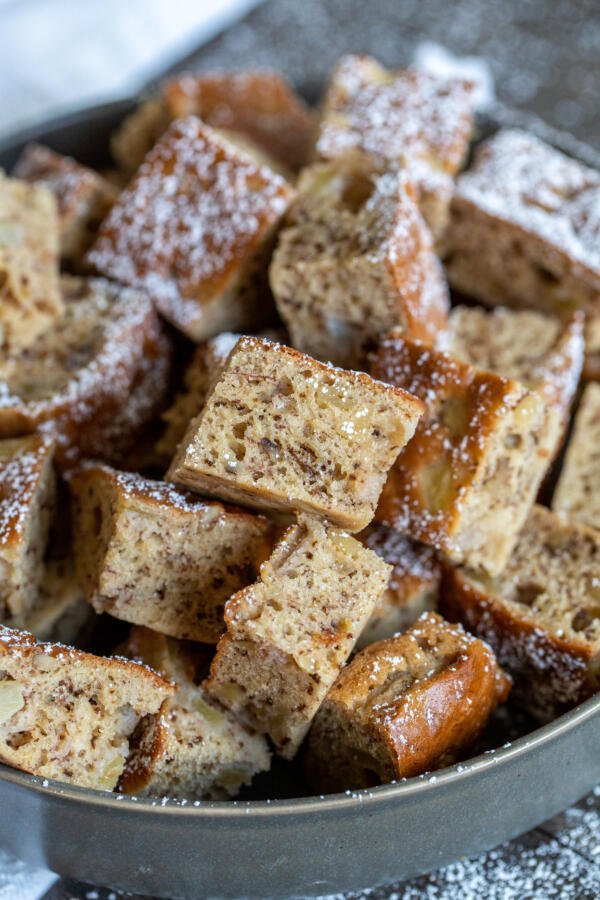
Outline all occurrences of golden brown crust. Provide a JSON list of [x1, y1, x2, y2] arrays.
[[315, 55, 475, 235], [270, 160, 449, 368], [304, 612, 510, 792], [440, 506, 600, 719], [443, 129, 600, 317], [373, 330, 556, 574], [87, 118, 295, 342], [163, 70, 315, 173]]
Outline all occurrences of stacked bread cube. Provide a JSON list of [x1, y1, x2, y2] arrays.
[[0, 52, 598, 802]]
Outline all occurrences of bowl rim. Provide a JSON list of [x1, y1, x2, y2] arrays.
[[1, 95, 600, 824], [1, 689, 598, 817]]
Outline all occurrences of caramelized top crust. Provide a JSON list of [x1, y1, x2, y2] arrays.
[[87, 117, 294, 328], [163, 70, 315, 172], [372, 330, 531, 539], [320, 612, 510, 779], [0, 434, 55, 549], [454, 129, 600, 282], [316, 55, 475, 175]]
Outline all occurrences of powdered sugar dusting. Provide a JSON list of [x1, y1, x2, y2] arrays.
[[316, 55, 475, 178], [87, 116, 294, 329], [456, 128, 600, 276], [0, 435, 53, 545]]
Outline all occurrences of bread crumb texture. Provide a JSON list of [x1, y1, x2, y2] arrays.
[[168, 335, 423, 531], [441, 506, 600, 720], [205, 515, 391, 758], [0, 624, 172, 789], [70, 464, 274, 643]]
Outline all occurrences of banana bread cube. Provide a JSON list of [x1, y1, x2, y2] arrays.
[[13, 143, 118, 265], [0, 276, 172, 469], [118, 627, 270, 800], [205, 516, 391, 758], [0, 173, 62, 352], [373, 330, 561, 574], [447, 305, 584, 449], [553, 383, 600, 530], [70, 464, 274, 643], [0, 434, 56, 626], [168, 336, 423, 531], [269, 160, 449, 369], [304, 612, 510, 793], [112, 70, 314, 177], [356, 523, 441, 649], [441, 505, 600, 721], [315, 55, 475, 236], [88, 117, 295, 342], [0, 624, 173, 789], [443, 129, 600, 320]]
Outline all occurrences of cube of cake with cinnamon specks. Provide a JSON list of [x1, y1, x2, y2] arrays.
[[87, 117, 295, 342], [168, 336, 424, 531], [304, 612, 510, 793], [270, 159, 449, 369], [315, 55, 475, 236], [205, 515, 391, 758], [373, 331, 561, 575]]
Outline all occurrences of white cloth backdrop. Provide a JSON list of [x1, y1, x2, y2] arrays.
[[0, 0, 260, 139]]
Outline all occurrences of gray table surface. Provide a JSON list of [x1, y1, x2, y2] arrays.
[[9, 0, 600, 896]]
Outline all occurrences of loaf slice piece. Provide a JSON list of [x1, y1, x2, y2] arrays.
[[13, 143, 118, 266], [0, 276, 172, 468], [0, 173, 62, 352], [89, 117, 294, 342], [205, 516, 391, 758], [270, 160, 449, 368], [304, 612, 510, 793], [112, 71, 314, 177], [0, 624, 173, 789], [0, 434, 55, 626], [447, 305, 584, 450], [168, 337, 423, 531], [315, 55, 475, 236], [373, 330, 560, 574], [441, 506, 600, 720], [70, 464, 274, 643], [118, 626, 270, 800], [356, 523, 441, 649], [443, 129, 600, 319], [553, 383, 600, 530]]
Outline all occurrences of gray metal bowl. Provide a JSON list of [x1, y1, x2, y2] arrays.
[[1, 94, 600, 899]]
